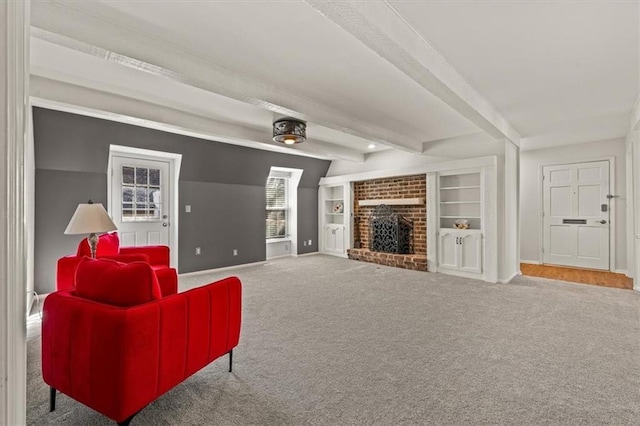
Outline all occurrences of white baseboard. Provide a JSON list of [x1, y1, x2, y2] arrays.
[[296, 251, 320, 257], [498, 271, 520, 283], [179, 261, 266, 277], [266, 254, 293, 260], [520, 259, 541, 265], [614, 269, 628, 276]]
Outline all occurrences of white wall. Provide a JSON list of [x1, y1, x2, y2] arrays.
[[327, 136, 505, 177], [327, 150, 448, 177], [266, 241, 291, 259], [520, 138, 627, 272]]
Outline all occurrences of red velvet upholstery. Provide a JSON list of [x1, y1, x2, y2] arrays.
[[42, 264, 242, 424], [75, 258, 162, 307], [76, 232, 120, 257], [57, 232, 176, 297]]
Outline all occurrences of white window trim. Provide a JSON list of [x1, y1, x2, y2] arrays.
[[266, 167, 303, 255]]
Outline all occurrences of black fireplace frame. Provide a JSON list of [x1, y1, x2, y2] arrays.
[[369, 205, 413, 254]]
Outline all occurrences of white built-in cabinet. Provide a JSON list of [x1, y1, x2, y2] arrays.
[[436, 171, 484, 278], [438, 230, 482, 273], [319, 183, 351, 256]]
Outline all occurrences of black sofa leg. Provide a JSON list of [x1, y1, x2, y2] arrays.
[[229, 349, 233, 373], [49, 387, 56, 412]]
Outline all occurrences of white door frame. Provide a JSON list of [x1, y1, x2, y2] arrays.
[[108, 145, 182, 270], [539, 156, 616, 271], [1, 0, 29, 423]]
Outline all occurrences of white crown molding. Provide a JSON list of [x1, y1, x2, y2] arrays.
[[30, 0, 421, 153], [0, 0, 29, 423], [304, 0, 520, 148]]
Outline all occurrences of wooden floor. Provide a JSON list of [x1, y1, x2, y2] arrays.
[[521, 263, 633, 290]]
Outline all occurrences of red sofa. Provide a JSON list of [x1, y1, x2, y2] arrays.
[[42, 258, 242, 425], [57, 232, 177, 296]]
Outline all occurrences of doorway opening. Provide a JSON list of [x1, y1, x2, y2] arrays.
[[541, 159, 613, 271], [107, 145, 182, 269]]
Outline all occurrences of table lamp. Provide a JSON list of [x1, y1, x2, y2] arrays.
[[64, 200, 117, 258]]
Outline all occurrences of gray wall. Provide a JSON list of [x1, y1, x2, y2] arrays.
[[33, 107, 330, 293]]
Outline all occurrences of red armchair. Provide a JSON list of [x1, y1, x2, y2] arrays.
[[42, 258, 242, 425], [57, 232, 176, 296]]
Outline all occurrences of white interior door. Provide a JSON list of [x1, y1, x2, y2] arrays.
[[543, 161, 610, 270], [110, 156, 170, 247]]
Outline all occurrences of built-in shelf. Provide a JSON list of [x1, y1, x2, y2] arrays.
[[358, 198, 424, 207], [440, 216, 482, 219], [439, 201, 481, 205], [440, 185, 481, 190]]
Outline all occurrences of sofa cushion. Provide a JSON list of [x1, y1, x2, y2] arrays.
[[75, 257, 162, 307], [77, 232, 120, 257]]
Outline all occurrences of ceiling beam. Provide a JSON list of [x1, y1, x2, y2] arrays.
[[30, 76, 365, 163], [30, 0, 421, 153], [304, 0, 521, 148]]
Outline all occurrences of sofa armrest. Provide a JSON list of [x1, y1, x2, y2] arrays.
[[41, 276, 241, 423], [155, 267, 178, 297], [120, 246, 169, 267], [56, 256, 81, 291]]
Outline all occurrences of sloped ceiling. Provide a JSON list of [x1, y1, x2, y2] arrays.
[[30, 0, 638, 161]]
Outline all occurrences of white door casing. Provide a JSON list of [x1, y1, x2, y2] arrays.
[[543, 161, 610, 270], [110, 156, 170, 247]]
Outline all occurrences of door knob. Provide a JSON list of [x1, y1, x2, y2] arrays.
[[162, 222, 168, 227], [598, 220, 607, 224]]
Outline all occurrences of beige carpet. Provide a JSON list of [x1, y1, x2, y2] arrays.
[[27, 255, 640, 425]]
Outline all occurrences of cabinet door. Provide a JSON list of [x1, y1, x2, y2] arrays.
[[324, 226, 336, 252], [460, 233, 482, 273], [335, 226, 345, 253], [438, 231, 458, 270]]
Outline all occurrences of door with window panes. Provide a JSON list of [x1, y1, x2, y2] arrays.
[[266, 177, 287, 239], [111, 156, 170, 247]]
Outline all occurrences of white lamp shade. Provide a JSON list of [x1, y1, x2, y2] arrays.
[[64, 203, 117, 235]]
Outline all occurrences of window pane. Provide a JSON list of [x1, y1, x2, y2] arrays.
[[266, 176, 288, 238], [122, 187, 134, 203], [266, 177, 286, 208], [135, 188, 149, 203], [149, 168, 160, 186], [149, 188, 161, 205], [122, 166, 134, 184], [150, 203, 161, 219], [135, 167, 148, 185]]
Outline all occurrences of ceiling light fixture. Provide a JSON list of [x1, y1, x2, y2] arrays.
[[368, 144, 376, 149], [273, 119, 306, 145]]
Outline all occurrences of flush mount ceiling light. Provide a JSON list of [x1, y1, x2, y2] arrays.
[[273, 119, 306, 145]]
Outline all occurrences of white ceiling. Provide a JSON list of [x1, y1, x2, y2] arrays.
[[30, 0, 639, 161]]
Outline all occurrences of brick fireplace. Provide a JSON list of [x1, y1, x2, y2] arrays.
[[348, 174, 427, 271]]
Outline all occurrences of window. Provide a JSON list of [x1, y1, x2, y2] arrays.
[[266, 176, 288, 239], [121, 165, 162, 222]]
